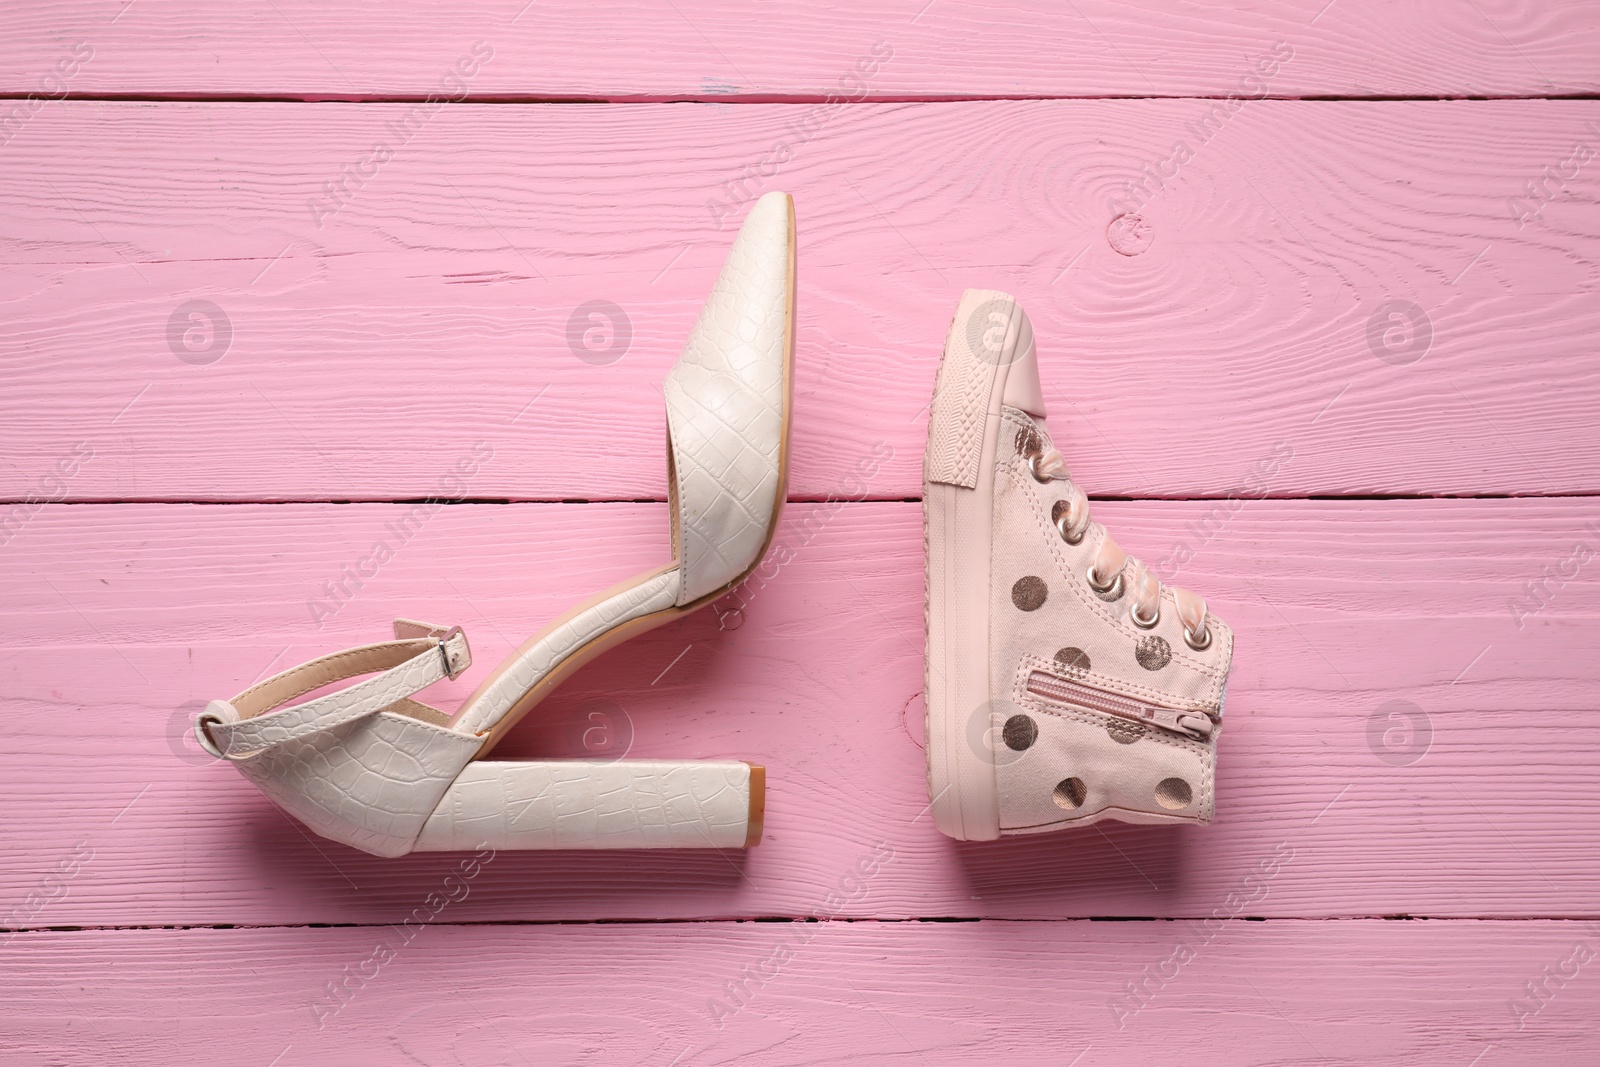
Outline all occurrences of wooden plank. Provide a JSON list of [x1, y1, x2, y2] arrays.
[[2, 498, 1597, 925], [4, 100, 1598, 502], [3, 921, 1597, 1064], [2, 1, 1598, 100]]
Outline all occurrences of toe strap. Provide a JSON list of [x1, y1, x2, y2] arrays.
[[195, 620, 471, 760]]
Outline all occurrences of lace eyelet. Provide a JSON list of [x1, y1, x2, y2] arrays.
[[1087, 565, 1123, 600], [1184, 625, 1212, 651], [1130, 601, 1160, 629], [1026, 453, 1051, 484], [1054, 514, 1084, 545]]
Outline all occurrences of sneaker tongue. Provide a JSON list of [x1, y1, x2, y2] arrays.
[[999, 302, 1047, 418]]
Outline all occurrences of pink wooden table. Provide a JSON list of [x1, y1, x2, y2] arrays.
[[3, 2, 1599, 1063]]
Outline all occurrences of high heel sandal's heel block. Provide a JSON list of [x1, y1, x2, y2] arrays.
[[196, 192, 795, 857]]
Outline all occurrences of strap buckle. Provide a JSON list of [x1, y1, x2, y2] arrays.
[[432, 625, 467, 680]]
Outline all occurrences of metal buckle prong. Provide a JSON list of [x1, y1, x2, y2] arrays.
[[432, 625, 466, 680]]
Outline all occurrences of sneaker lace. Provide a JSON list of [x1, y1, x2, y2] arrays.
[[1032, 447, 1211, 647]]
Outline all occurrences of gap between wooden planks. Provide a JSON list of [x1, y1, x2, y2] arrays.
[[3, 100, 1596, 502], [1, 0, 1597, 98], [4, 921, 1598, 1064], [1, 498, 1596, 926]]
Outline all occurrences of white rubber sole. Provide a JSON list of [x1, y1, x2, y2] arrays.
[[923, 289, 1028, 841]]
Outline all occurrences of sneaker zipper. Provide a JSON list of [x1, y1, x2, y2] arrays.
[[1025, 670, 1216, 740]]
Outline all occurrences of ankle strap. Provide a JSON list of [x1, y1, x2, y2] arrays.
[[195, 620, 471, 761]]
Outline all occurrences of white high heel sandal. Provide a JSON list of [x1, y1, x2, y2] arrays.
[[195, 192, 796, 857]]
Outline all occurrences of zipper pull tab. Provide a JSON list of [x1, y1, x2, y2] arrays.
[[1124, 702, 1215, 739], [1167, 710, 1215, 740]]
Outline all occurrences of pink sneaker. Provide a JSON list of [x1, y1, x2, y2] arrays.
[[923, 290, 1234, 840]]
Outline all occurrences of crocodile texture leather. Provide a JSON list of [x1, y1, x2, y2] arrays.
[[455, 571, 677, 735], [413, 760, 753, 850], [200, 629, 470, 758], [237, 711, 486, 857], [195, 194, 795, 856], [665, 190, 793, 605]]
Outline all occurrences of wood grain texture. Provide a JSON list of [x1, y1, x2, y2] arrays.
[[6, 1, 1596, 1054], [3, 498, 1597, 925], [4, 921, 1598, 1065], [2, 1, 1598, 99], [3, 100, 1597, 503]]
